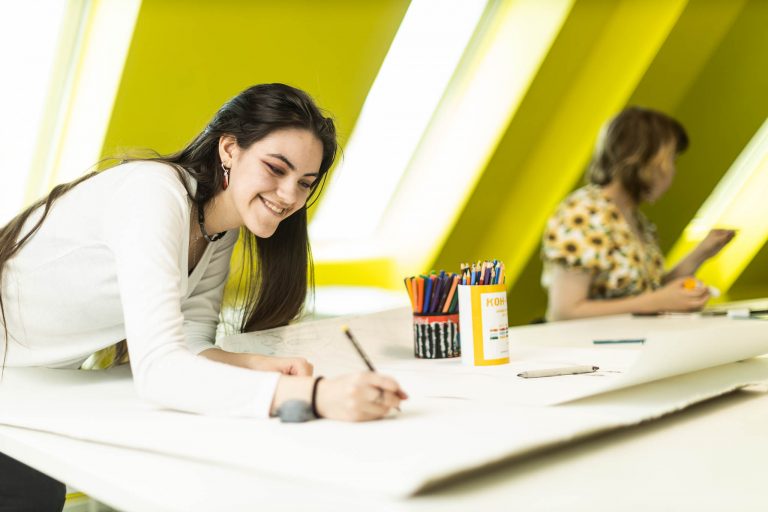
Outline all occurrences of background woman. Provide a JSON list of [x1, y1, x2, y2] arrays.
[[541, 106, 735, 321]]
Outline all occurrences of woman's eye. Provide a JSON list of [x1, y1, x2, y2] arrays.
[[299, 181, 312, 190], [266, 163, 284, 176]]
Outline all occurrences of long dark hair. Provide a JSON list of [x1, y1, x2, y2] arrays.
[[587, 106, 688, 203], [0, 83, 337, 365]]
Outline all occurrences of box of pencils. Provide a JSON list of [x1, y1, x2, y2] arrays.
[[404, 272, 460, 359], [457, 261, 509, 366]]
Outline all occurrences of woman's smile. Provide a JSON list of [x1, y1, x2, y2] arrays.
[[258, 195, 287, 216]]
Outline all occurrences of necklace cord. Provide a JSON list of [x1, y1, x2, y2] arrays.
[[197, 202, 226, 242]]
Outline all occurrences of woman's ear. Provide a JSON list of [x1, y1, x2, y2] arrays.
[[218, 135, 238, 165], [637, 161, 656, 189]]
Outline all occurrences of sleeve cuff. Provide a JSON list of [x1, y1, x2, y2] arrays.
[[186, 338, 217, 355]]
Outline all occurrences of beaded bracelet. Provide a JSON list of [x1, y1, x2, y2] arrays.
[[311, 376, 324, 418]]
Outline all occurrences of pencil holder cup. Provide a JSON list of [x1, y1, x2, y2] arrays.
[[413, 313, 460, 359], [457, 284, 509, 366]]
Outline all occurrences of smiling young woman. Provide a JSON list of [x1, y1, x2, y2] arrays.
[[0, 83, 407, 509]]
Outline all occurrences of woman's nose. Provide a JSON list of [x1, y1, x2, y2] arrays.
[[276, 180, 299, 205]]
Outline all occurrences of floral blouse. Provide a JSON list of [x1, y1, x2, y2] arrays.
[[541, 185, 665, 300]]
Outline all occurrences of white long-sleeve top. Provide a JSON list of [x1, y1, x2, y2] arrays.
[[1, 161, 279, 417]]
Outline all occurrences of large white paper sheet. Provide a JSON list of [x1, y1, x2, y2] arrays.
[[2, 309, 768, 497], [1, 359, 768, 497]]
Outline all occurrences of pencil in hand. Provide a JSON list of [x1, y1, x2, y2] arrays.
[[341, 325, 401, 412], [342, 325, 376, 372]]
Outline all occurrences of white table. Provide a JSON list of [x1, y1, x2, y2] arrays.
[[2, 308, 767, 511]]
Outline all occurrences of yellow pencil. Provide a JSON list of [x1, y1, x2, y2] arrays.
[[404, 277, 415, 311]]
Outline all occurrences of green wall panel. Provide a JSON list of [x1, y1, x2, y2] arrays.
[[641, 0, 768, 256], [731, 242, 768, 300]]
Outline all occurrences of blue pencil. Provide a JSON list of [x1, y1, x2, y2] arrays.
[[422, 277, 434, 314]]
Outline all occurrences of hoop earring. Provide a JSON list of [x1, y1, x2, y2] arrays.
[[221, 162, 231, 190]]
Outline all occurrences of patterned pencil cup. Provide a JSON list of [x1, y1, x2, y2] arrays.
[[413, 313, 460, 359], [457, 284, 509, 366]]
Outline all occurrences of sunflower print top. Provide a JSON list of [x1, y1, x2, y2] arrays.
[[540, 185, 665, 300]]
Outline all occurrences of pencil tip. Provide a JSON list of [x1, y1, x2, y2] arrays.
[[340, 324, 349, 332]]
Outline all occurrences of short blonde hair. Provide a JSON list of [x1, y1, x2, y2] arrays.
[[587, 107, 688, 202]]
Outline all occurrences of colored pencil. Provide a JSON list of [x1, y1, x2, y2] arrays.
[[404, 277, 415, 312], [422, 277, 433, 314], [442, 275, 459, 313], [416, 278, 424, 313]]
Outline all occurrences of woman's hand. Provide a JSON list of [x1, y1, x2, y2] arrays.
[[694, 229, 736, 261], [199, 348, 313, 376], [247, 354, 313, 376], [314, 372, 408, 422], [647, 276, 710, 312], [664, 229, 736, 281]]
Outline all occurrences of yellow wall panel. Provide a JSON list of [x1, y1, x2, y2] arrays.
[[435, 0, 688, 324], [102, 0, 410, 174]]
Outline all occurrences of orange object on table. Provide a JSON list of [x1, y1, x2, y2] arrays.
[[683, 277, 698, 290]]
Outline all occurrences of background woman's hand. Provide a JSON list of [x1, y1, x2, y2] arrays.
[[314, 372, 408, 421], [649, 276, 710, 312], [694, 229, 736, 261]]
